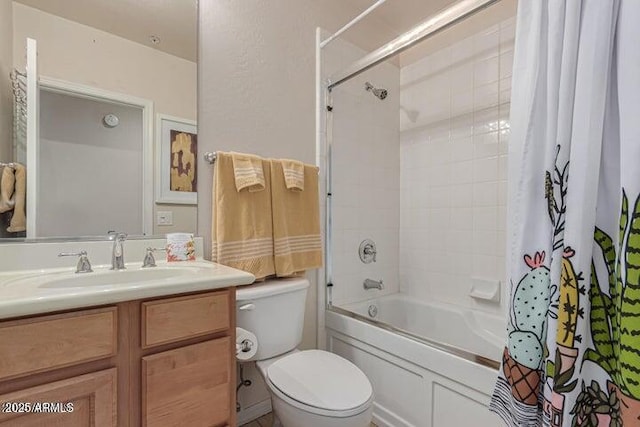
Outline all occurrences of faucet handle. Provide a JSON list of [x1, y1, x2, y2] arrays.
[[58, 250, 93, 274], [359, 239, 377, 263], [364, 245, 377, 262], [142, 247, 167, 268]]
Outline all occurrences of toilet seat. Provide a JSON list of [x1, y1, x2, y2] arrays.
[[264, 350, 373, 418]]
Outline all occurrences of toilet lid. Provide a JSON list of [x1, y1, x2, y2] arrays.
[[267, 350, 372, 412]]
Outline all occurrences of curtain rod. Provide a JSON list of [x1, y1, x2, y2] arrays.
[[320, 0, 388, 49], [327, 0, 500, 90]]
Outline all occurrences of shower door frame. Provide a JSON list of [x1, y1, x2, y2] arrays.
[[315, 0, 502, 324]]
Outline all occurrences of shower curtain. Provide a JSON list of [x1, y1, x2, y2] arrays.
[[490, 1, 640, 426]]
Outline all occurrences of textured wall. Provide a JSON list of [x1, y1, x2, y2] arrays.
[[13, 3, 197, 235], [197, 0, 391, 419], [0, 0, 12, 164], [399, 17, 515, 315]]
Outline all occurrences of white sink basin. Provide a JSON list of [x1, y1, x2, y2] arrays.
[[38, 266, 208, 289], [0, 260, 255, 319]]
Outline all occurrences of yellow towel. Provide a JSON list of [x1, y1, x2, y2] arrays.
[[0, 166, 15, 213], [281, 159, 305, 191], [212, 152, 275, 279], [270, 159, 323, 276], [232, 152, 265, 192], [7, 164, 26, 233]]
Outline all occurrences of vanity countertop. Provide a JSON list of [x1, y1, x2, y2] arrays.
[[0, 260, 255, 320]]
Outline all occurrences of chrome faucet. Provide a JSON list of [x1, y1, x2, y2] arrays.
[[363, 278, 384, 290], [109, 231, 127, 270]]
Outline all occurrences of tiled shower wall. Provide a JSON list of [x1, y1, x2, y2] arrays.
[[327, 40, 400, 306], [399, 18, 515, 314]]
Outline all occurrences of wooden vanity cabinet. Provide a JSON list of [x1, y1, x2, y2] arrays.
[[0, 288, 236, 427], [0, 369, 117, 427]]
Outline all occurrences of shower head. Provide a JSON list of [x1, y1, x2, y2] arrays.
[[365, 82, 388, 100]]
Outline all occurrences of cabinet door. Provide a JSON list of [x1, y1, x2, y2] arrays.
[[0, 368, 116, 427], [142, 338, 231, 427]]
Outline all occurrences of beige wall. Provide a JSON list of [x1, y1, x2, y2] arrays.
[[12, 3, 197, 235], [0, 0, 12, 163], [197, 0, 389, 418]]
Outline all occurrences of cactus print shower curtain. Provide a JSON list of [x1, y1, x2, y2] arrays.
[[490, 1, 640, 426]]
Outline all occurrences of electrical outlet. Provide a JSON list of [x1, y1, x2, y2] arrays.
[[157, 211, 173, 226]]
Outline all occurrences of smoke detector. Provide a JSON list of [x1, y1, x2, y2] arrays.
[[103, 113, 119, 128]]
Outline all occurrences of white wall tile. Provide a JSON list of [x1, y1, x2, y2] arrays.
[[474, 56, 500, 86], [473, 206, 498, 231], [399, 17, 514, 315], [329, 17, 515, 312], [473, 156, 499, 182], [450, 183, 473, 208], [474, 82, 500, 110], [473, 181, 498, 206], [452, 91, 474, 116], [450, 161, 474, 184], [451, 136, 474, 161]]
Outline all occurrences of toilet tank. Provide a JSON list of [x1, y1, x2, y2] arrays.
[[236, 278, 309, 361]]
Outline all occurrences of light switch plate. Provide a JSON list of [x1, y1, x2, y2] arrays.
[[156, 211, 173, 226]]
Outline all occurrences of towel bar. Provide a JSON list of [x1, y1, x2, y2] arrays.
[[203, 152, 216, 164]]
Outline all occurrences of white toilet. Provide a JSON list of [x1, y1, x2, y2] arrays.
[[236, 278, 373, 427]]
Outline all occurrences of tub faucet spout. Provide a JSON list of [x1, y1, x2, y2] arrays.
[[364, 278, 384, 290]]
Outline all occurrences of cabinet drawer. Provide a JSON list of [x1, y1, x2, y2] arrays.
[[0, 368, 117, 427], [142, 338, 231, 427], [142, 290, 230, 348], [0, 307, 117, 381]]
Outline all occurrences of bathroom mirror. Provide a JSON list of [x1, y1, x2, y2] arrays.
[[0, 0, 197, 240]]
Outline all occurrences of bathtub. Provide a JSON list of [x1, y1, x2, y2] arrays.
[[325, 293, 505, 427]]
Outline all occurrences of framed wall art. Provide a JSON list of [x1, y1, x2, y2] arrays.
[[156, 114, 197, 204]]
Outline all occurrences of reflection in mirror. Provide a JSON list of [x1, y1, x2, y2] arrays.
[[39, 89, 144, 237], [0, 0, 197, 240]]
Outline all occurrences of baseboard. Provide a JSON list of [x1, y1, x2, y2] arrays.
[[236, 399, 272, 426]]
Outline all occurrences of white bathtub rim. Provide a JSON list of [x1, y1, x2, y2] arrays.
[[339, 292, 506, 343], [325, 308, 499, 397], [333, 295, 504, 364], [335, 291, 504, 315]]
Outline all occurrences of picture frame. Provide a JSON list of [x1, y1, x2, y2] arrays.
[[156, 114, 198, 205]]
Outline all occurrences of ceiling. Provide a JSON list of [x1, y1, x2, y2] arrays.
[[338, 0, 517, 66], [12, 0, 516, 67], [13, 0, 197, 62]]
